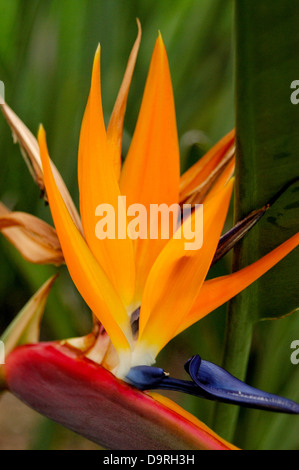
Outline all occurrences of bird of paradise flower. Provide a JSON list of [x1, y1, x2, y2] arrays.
[[0, 23, 298, 450]]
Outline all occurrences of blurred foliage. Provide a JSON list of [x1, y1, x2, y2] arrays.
[[0, 0, 298, 451]]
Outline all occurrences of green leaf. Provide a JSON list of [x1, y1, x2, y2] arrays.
[[213, 0, 299, 444], [252, 179, 299, 321]]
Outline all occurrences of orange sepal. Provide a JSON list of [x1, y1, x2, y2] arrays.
[[78, 45, 135, 308], [180, 129, 235, 205], [120, 33, 180, 302], [38, 126, 133, 370], [134, 179, 234, 365], [177, 232, 299, 335]]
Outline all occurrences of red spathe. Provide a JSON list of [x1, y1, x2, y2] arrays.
[[4, 342, 232, 450]]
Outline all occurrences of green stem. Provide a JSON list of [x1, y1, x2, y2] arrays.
[[212, 299, 254, 440]]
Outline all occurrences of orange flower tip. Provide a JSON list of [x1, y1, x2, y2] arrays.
[[37, 125, 49, 157], [37, 124, 45, 139], [95, 43, 101, 57], [157, 31, 166, 51], [91, 44, 101, 75], [91, 44, 101, 73], [37, 125, 48, 165]]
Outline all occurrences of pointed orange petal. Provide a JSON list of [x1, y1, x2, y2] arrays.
[[0, 103, 83, 234], [107, 19, 142, 181], [133, 179, 234, 366], [38, 126, 133, 372], [120, 33, 180, 301], [179, 129, 235, 204], [176, 232, 299, 335], [78, 45, 135, 308]]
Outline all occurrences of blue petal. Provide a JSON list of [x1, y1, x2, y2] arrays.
[[126, 365, 166, 389], [186, 355, 299, 414], [126, 355, 299, 414], [126, 365, 206, 396]]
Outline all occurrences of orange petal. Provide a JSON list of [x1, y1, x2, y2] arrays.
[[0, 103, 82, 234], [0, 203, 64, 265], [176, 232, 299, 335], [78, 45, 135, 308], [107, 19, 142, 181], [38, 126, 133, 374], [179, 129, 235, 205], [120, 33, 180, 301], [133, 179, 234, 366]]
